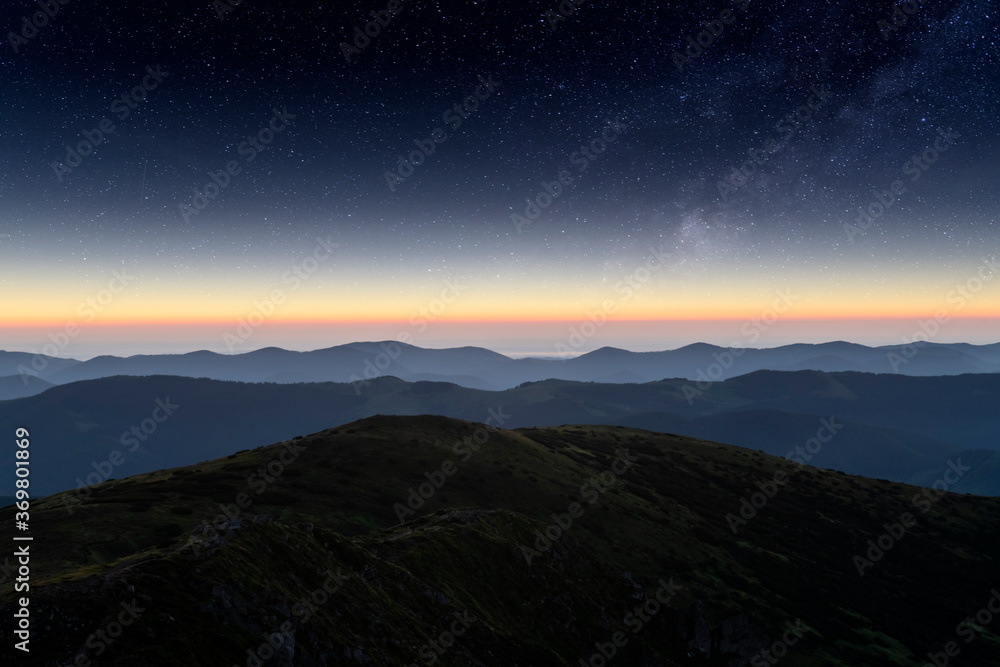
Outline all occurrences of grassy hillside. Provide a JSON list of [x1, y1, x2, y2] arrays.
[[1, 415, 998, 665]]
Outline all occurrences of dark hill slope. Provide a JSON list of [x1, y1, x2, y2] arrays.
[[1, 416, 998, 665]]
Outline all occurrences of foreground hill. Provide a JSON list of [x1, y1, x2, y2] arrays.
[[1, 415, 998, 665], [4, 371, 1000, 498]]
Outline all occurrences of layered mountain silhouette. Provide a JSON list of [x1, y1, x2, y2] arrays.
[[3, 340, 1000, 399], [3, 370, 999, 498], [2, 415, 998, 665]]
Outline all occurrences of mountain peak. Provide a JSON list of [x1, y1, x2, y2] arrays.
[[580, 346, 629, 357]]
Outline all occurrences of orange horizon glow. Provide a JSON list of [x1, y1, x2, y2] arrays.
[[4, 311, 1000, 328], [6, 255, 997, 328]]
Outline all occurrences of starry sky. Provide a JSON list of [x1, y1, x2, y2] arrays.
[[2, 0, 998, 358]]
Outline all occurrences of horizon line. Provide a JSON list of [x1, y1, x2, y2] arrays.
[[4, 338, 998, 363]]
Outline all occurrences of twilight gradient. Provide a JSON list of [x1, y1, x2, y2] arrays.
[[1, 0, 997, 358]]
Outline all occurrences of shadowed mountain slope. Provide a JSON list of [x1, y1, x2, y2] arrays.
[[1, 415, 998, 665]]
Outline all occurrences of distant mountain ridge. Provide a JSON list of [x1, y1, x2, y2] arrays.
[[2, 339, 998, 400], [4, 370, 1000, 498]]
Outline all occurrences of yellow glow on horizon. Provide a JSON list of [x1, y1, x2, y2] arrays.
[[5, 309, 1000, 329], [4, 270, 998, 326]]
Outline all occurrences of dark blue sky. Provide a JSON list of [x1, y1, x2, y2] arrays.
[[2, 0, 998, 356]]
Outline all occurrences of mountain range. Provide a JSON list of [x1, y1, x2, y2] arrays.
[[4, 340, 1000, 399], [4, 370, 999, 498]]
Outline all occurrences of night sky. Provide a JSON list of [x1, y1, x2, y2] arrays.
[[2, 0, 998, 357]]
